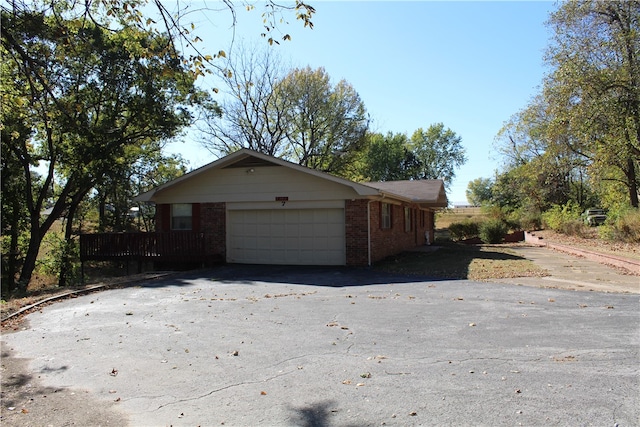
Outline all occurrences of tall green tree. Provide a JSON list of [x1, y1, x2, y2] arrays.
[[409, 123, 466, 189], [544, 0, 640, 207], [363, 132, 421, 181], [1, 7, 198, 290], [495, 95, 595, 211], [466, 178, 493, 206], [276, 66, 370, 177]]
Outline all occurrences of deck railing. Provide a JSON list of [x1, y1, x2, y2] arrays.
[[80, 232, 212, 263]]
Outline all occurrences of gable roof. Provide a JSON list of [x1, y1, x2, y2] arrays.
[[135, 149, 448, 208]]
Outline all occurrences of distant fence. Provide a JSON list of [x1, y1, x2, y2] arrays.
[[80, 232, 213, 263]]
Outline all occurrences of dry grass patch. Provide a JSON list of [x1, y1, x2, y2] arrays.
[[376, 242, 548, 281]]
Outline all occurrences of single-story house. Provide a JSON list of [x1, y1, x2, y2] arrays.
[[134, 149, 448, 266]]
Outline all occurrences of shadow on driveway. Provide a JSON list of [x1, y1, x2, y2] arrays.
[[146, 264, 446, 288]]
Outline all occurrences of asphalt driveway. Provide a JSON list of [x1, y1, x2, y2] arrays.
[[2, 265, 639, 426]]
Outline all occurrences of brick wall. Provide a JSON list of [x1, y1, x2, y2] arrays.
[[345, 200, 369, 266], [155, 202, 226, 261], [201, 202, 226, 259], [155, 200, 436, 266], [369, 202, 435, 263]]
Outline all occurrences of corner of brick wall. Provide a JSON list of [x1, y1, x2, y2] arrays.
[[345, 200, 370, 266], [201, 202, 226, 260]]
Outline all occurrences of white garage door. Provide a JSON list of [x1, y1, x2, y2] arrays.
[[227, 209, 345, 265]]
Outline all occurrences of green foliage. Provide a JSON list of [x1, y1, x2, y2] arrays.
[[1, 3, 202, 288], [511, 207, 542, 231], [362, 132, 421, 181], [543, 1, 639, 207], [466, 177, 493, 206], [448, 221, 480, 241], [37, 234, 80, 286], [598, 206, 640, 243], [479, 219, 508, 244], [491, 1, 640, 212], [409, 123, 467, 190], [541, 202, 584, 235], [276, 66, 369, 177]]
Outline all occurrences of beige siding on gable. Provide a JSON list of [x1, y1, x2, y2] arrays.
[[153, 166, 361, 204]]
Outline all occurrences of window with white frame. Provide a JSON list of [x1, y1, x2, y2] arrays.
[[171, 203, 192, 230], [381, 203, 391, 229]]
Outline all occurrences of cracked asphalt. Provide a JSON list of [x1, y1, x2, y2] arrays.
[[1, 265, 639, 426]]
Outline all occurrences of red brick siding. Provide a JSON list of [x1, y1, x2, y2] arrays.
[[155, 202, 226, 260], [201, 203, 226, 259], [369, 202, 435, 263], [345, 200, 369, 266]]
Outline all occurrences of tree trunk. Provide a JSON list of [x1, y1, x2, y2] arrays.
[[627, 157, 639, 208], [58, 206, 77, 287], [3, 205, 20, 295], [17, 227, 42, 294]]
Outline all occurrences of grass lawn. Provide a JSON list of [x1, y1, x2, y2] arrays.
[[375, 241, 548, 281]]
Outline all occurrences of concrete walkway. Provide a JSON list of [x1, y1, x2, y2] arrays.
[[492, 245, 640, 294]]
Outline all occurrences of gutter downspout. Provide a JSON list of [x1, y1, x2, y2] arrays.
[[367, 200, 372, 266]]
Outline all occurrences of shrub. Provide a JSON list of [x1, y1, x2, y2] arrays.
[[513, 208, 542, 231], [541, 203, 584, 235], [448, 220, 480, 241], [479, 219, 508, 244], [37, 233, 80, 286], [599, 206, 640, 242]]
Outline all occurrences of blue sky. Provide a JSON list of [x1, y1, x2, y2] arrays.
[[166, 1, 555, 205]]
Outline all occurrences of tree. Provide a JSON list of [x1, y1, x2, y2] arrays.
[[362, 132, 421, 181], [408, 123, 466, 189], [544, 0, 640, 207], [204, 62, 370, 178], [275, 66, 369, 177], [95, 152, 189, 233], [494, 96, 595, 211], [200, 45, 290, 157], [1, 7, 198, 290], [466, 178, 493, 206]]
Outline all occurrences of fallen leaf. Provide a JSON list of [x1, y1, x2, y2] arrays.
[[260, 391, 267, 395], [360, 372, 371, 378], [21, 408, 28, 414]]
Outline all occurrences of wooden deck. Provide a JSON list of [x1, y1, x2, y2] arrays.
[[80, 232, 215, 263]]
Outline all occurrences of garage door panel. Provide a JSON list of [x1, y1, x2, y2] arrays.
[[228, 208, 345, 265]]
